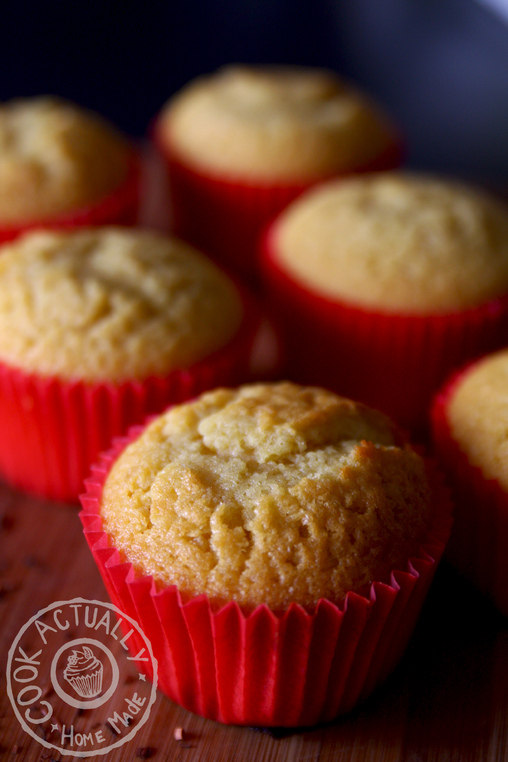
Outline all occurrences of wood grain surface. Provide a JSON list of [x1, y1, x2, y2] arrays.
[[0, 481, 507, 762]]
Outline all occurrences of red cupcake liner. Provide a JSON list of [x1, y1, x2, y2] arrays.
[[431, 365, 508, 617], [0, 149, 142, 245], [0, 288, 263, 503], [79, 434, 453, 727], [261, 225, 508, 435], [151, 121, 403, 285]]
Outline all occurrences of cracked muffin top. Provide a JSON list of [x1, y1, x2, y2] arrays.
[[0, 96, 131, 223], [271, 172, 508, 313], [0, 227, 243, 381], [100, 381, 434, 612], [157, 64, 398, 181]]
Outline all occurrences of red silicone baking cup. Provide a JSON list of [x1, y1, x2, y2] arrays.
[[261, 225, 508, 434], [152, 120, 403, 284], [431, 364, 508, 617], [0, 288, 263, 504], [79, 434, 452, 727], [0, 149, 142, 245]]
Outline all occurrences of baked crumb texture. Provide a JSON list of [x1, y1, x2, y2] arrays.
[[159, 65, 398, 181], [273, 172, 508, 313], [0, 96, 130, 223], [101, 382, 433, 612], [0, 227, 243, 381]]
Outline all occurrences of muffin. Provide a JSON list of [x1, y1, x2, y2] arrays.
[[261, 172, 508, 433], [431, 348, 508, 616], [80, 381, 453, 726], [0, 226, 263, 502], [0, 96, 140, 241], [153, 64, 402, 281]]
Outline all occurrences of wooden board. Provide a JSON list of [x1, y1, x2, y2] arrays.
[[1, 481, 507, 762]]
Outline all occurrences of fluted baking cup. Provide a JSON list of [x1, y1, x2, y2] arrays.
[[80, 435, 453, 727], [0, 150, 141, 245], [431, 369, 508, 616], [0, 289, 263, 503], [152, 122, 403, 285], [261, 226, 508, 434]]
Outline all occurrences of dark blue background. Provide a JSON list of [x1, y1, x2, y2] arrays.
[[2, 0, 508, 183]]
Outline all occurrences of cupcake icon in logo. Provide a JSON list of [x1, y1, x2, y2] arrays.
[[63, 645, 104, 699]]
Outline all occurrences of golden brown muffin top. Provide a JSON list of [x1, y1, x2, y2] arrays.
[[272, 172, 508, 313], [157, 65, 397, 181], [101, 382, 433, 612], [0, 227, 243, 381], [0, 96, 131, 223], [447, 349, 508, 490]]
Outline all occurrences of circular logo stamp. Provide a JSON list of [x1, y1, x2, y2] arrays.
[[7, 598, 158, 758]]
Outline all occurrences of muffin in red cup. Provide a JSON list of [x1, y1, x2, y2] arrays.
[[261, 172, 508, 435], [0, 226, 264, 503], [0, 96, 141, 242], [431, 348, 508, 617], [152, 64, 403, 283], [80, 381, 453, 727]]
